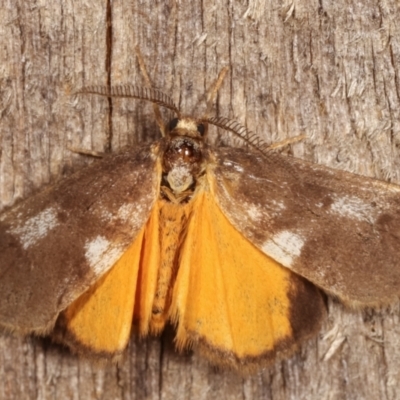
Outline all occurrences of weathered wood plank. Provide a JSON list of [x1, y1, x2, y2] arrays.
[[1, 0, 400, 398]]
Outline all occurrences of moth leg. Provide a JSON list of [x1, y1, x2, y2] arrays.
[[266, 134, 307, 150], [67, 147, 106, 158], [135, 45, 166, 137], [160, 185, 193, 204], [204, 66, 230, 119]]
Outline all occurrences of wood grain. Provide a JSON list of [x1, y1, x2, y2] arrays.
[[1, 0, 400, 398]]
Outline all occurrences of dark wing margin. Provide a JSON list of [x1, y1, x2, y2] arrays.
[[208, 146, 400, 306], [0, 144, 159, 334]]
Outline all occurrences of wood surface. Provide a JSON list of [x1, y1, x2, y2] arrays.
[[1, 0, 400, 399]]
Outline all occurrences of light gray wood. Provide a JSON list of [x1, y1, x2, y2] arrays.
[[1, 0, 400, 398]]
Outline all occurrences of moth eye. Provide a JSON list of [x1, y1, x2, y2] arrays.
[[168, 118, 179, 132], [197, 123, 205, 136]]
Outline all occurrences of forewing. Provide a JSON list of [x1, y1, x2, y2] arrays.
[[209, 147, 400, 305], [0, 144, 159, 333]]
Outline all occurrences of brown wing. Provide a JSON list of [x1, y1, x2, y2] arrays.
[[0, 144, 159, 333], [208, 146, 400, 306]]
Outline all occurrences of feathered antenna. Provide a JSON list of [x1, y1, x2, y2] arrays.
[[78, 52, 305, 152], [77, 47, 180, 137], [207, 116, 271, 155], [77, 85, 180, 117], [202, 67, 294, 156], [207, 116, 307, 156]]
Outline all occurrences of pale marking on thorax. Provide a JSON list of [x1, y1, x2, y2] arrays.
[[329, 195, 376, 222], [10, 207, 59, 250], [177, 119, 197, 131], [84, 235, 123, 275], [168, 164, 193, 193], [170, 164, 191, 179], [261, 231, 305, 267]]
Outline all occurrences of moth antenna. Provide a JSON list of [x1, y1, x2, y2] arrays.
[[77, 85, 181, 117], [267, 134, 307, 150], [204, 67, 230, 119], [207, 116, 271, 156], [135, 46, 167, 137]]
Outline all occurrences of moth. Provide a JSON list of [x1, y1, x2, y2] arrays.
[[1, 56, 400, 373]]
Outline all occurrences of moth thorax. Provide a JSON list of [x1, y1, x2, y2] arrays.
[[162, 137, 203, 194]]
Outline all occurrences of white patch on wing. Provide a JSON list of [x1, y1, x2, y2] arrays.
[[222, 160, 244, 173], [117, 203, 137, 222], [84, 235, 123, 275], [330, 195, 376, 222], [247, 204, 262, 221], [262, 231, 304, 267], [99, 209, 113, 221], [233, 164, 244, 173], [99, 202, 145, 225], [11, 207, 59, 249], [270, 200, 286, 216]]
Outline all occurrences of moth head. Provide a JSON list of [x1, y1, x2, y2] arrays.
[[161, 122, 205, 195], [166, 117, 208, 140]]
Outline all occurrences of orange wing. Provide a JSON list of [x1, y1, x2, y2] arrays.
[[55, 183, 325, 369], [170, 189, 325, 370], [54, 200, 164, 357], [54, 227, 145, 358]]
